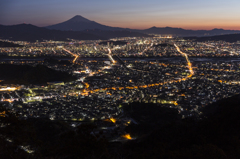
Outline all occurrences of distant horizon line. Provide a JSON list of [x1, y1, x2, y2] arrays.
[[1, 22, 240, 32], [1, 15, 240, 31]]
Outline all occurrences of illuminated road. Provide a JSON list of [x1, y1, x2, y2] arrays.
[[1, 43, 195, 107], [174, 44, 194, 75], [109, 45, 151, 73], [106, 48, 116, 64], [0, 43, 194, 98], [79, 43, 194, 99], [77, 47, 117, 89], [1, 43, 194, 101], [62, 48, 79, 63], [0, 87, 18, 92]]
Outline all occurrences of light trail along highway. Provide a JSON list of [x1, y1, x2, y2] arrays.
[[62, 48, 79, 63]]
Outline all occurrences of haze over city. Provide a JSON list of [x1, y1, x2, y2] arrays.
[[1, 0, 240, 30]]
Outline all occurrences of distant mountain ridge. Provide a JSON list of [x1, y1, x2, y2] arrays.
[[1, 15, 240, 42], [46, 15, 128, 31], [141, 26, 240, 36], [0, 24, 106, 42], [184, 33, 240, 42], [0, 24, 150, 42], [46, 15, 240, 36]]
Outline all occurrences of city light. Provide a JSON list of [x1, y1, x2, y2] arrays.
[[122, 134, 132, 140]]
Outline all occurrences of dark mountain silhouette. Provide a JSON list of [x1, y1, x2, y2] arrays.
[[141, 26, 240, 36], [143, 26, 197, 35], [0, 24, 105, 42], [0, 41, 23, 47], [0, 24, 150, 42], [121, 94, 240, 159], [0, 64, 76, 85], [1, 15, 239, 42], [46, 15, 127, 31], [184, 33, 240, 42], [83, 29, 152, 39], [45, 15, 240, 36], [2, 94, 240, 158]]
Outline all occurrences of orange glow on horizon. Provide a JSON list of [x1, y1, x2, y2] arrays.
[[113, 25, 240, 31], [104, 22, 240, 31]]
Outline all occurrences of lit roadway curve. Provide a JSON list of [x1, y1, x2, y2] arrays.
[[3, 44, 194, 106], [106, 48, 116, 64], [80, 43, 194, 96], [62, 48, 79, 63], [174, 44, 194, 75], [2, 44, 194, 96], [109, 46, 149, 72]]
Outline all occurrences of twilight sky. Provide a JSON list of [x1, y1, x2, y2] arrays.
[[1, 0, 240, 30]]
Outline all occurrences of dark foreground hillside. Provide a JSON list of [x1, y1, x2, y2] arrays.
[[1, 95, 240, 158], [0, 64, 76, 85], [121, 97, 240, 159], [0, 41, 23, 47]]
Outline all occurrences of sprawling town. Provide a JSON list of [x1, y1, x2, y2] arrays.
[[1, 37, 240, 142], [2, 0, 240, 157]]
